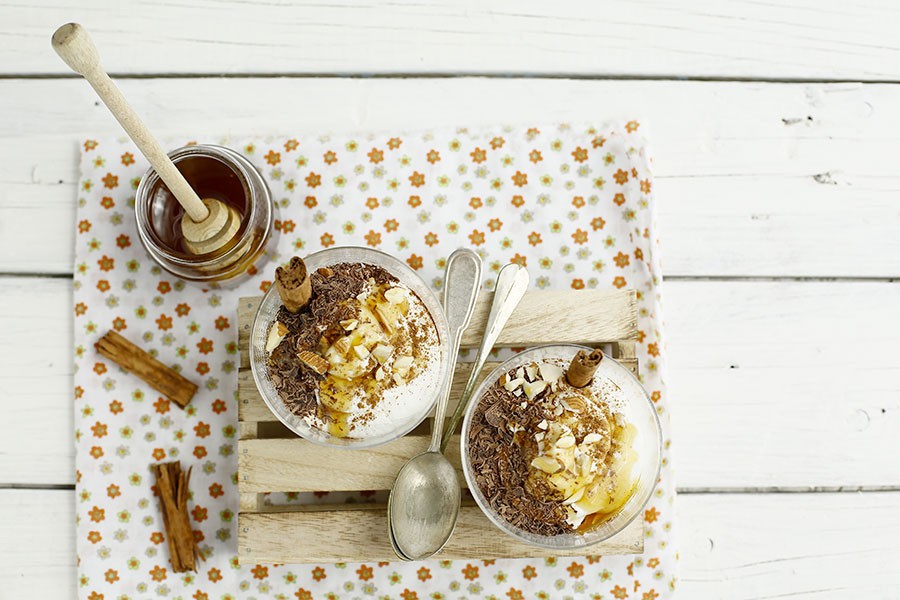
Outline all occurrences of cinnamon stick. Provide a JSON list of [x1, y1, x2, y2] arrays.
[[153, 461, 203, 573], [566, 348, 604, 388], [275, 256, 312, 313], [95, 330, 197, 408]]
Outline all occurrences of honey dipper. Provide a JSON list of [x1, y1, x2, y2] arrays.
[[51, 23, 240, 255]]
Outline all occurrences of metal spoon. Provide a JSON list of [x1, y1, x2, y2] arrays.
[[440, 263, 529, 451], [387, 248, 482, 560]]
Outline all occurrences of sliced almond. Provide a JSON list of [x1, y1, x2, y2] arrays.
[[352, 344, 370, 359], [525, 365, 538, 381], [392, 373, 405, 386], [530, 456, 562, 474], [516, 367, 526, 380], [371, 343, 393, 364], [297, 350, 329, 375], [519, 401, 528, 409], [332, 336, 352, 355], [373, 304, 397, 335], [265, 321, 288, 353], [523, 380, 549, 400], [556, 434, 576, 449], [394, 355, 414, 373], [538, 362, 564, 384], [562, 486, 586, 505], [499, 373, 510, 385], [503, 377, 525, 392], [535, 432, 545, 442], [553, 403, 565, 416], [384, 287, 408, 304], [340, 318, 359, 331], [374, 366, 386, 381], [537, 419, 549, 430], [582, 432, 603, 445]]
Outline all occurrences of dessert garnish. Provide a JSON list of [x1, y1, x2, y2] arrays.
[[267, 257, 441, 438], [468, 349, 639, 535]]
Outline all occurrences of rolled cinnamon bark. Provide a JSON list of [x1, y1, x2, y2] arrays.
[[275, 256, 312, 313], [566, 348, 604, 388]]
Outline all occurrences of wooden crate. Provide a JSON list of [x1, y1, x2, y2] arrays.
[[237, 289, 643, 564]]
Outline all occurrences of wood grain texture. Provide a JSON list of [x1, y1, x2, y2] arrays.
[[238, 505, 643, 564], [8, 489, 900, 597], [7, 277, 900, 490], [6, 1, 900, 80], [4, 78, 900, 277]]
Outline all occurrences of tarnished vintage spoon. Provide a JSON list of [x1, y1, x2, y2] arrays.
[[387, 248, 482, 560], [440, 262, 529, 451]]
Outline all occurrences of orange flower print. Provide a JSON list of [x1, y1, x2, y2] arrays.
[[251, 564, 268, 579], [650, 391, 661, 403], [156, 314, 173, 331], [320, 233, 335, 247], [522, 564, 537, 580], [89, 506, 105, 522], [571, 147, 589, 163], [645, 506, 660, 523], [197, 338, 214, 354], [407, 254, 423, 270], [614, 252, 631, 268], [78, 219, 92, 233], [625, 120, 640, 132], [462, 563, 479, 580], [295, 590, 313, 600], [634, 247, 644, 261], [284, 139, 299, 152], [647, 557, 660, 569], [149, 565, 167, 582], [409, 171, 425, 187], [87, 593, 103, 600], [572, 229, 588, 244], [196, 362, 210, 376], [567, 561, 584, 578], [571, 196, 585, 208], [408, 195, 421, 208], [365, 197, 379, 210], [417, 566, 432, 581], [613, 276, 627, 289], [214, 315, 230, 330], [614, 169, 629, 184], [614, 192, 626, 206], [91, 422, 107, 438], [84, 139, 98, 152], [115, 234, 131, 249], [150, 531, 164, 545], [191, 505, 208, 522], [468, 229, 485, 246], [384, 219, 399, 232], [593, 176, 605, 189], [208, 567, 223, 582], [469, 197, 483, 209], [511, 195, 525, 208], [120, 152, 135, 166], [571, 279, 585, 290], [109, 399, 123, 414], [642, 591, 660, 600], [107, 484, 121, 499], [104, 568, 119, 584], [211, 399, 227, 414], [305, 172, 321, 188], [641, 179, 652, 193], [470, 147, 487, 163], [323, 150, 337, 165], [93, 362, 107, 375], [102, 173, 118, 189], [112, 317, 126, 331], [281, 220, 296, 234], [400, 590, 418, 600], [264, 150, 281, 165], [511, 171, 528, 187], [424, 232, 439, 247], [490, 136, 505, 150], [97, 255, 114, 271], [96, 280, 110, 293], [304, 195, 317, 209], [151, 448, 166, 461], [312, 566, 327, 581], [364, 230, 382, 247], [487, 218, 503, 232], [356, 564, 374, 581], [426, 149, 441, 164], [387, 137, 402, 150], [506, 589, 524, 600], [87, 530, 102, 544], [509, 253, 526, 267], [528, 231, 542, 246], [529, 149, 543, 163], [368, 148, 384, 163], [591, 216, 606, 231]]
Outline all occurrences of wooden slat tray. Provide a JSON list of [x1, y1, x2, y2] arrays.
[[237, 289, 643, 564]]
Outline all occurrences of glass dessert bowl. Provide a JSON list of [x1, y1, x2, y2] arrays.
[[460, 344, 662, 549], [250, 247, 451, 448]]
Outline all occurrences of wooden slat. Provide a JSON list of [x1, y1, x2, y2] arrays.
[[238, 290, 637, 370], [5, 79, 900, 278], [8, 277, 900, 490], [239, 435, 462, 493], [238, 358, 638, 424], [7, 1, 900, 80], [238, 505, 642, 564], [9, 489, 900, 597]]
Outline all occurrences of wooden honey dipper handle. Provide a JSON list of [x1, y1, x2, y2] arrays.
[[51, 23, 209, 224]]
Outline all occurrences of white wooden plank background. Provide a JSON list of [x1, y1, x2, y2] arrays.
[[2, 0, 899, 596], [4, 0, 900, 80], [2, 78, 900, 278]]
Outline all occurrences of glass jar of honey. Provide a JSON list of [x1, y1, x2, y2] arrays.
[[134, 144, 276, 286]]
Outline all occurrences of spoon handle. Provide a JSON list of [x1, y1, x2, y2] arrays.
[[430, 248, 482, 453], [440, 263, 530, 452]]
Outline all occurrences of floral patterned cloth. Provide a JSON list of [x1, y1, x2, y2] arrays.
[[73, 122, 677, 600]]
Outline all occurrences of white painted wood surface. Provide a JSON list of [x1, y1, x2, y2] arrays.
[[9, 489, 900, 599], [3, 0, 899, 596], [4, 1, 900, 80], [3, 78, 900, 277]]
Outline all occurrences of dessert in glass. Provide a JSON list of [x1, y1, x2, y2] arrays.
[[250, 247, 451, 448], [461, 344, 661, 549]]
